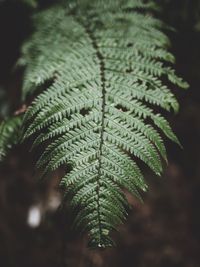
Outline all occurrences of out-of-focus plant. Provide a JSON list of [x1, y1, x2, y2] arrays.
[[160, 0, 200, 30]]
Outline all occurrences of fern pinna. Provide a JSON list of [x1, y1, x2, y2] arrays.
[[18, 0, 188, 247]]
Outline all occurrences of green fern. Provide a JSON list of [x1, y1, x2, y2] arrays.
[[0, 116, 22, 161], [19, 0, 188, 247]]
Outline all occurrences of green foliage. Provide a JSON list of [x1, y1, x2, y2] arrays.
[[16, 0, 189, 247], [0, 0, 38, 7], [0, 116, 23, 161], [22, 0, 37, 7], [0, 87, 10, 118], [160, 0, 200, 30]]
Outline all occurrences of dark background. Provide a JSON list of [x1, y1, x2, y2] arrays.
[[0, 1, 200, 266]]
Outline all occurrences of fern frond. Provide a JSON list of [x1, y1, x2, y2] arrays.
[[20, 0, 188, 247], [0, 116, 22, 161]]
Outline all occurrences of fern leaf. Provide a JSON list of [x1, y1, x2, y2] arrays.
[[0, 116, 22, 161], [20, 0, 188, 247]]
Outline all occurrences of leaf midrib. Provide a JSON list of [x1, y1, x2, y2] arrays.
[[72, 15, 107, 246]]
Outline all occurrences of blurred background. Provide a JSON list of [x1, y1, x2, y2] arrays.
[[0, 1, 200, 266]]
